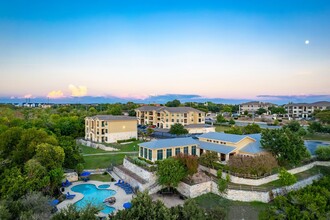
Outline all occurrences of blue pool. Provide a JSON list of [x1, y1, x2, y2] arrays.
[[305, 140, 330, 155], [71, 184, 116, 214], [98, 184, 110, 189]]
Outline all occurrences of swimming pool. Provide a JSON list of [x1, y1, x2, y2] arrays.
[[305, 140, 330, 155], [98, 184, 111, 189], [71, 184, 116, 214]]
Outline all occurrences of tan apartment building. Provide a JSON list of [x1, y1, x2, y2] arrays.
[[85, 115, 137, 143], [138, 132, 264, 162], [284, 101, 330, 119], [239, 101, 276, 115], [135, 106, 205, 129]]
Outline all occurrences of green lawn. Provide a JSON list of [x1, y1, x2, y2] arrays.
[[215, 125, 231, 132], [259, 166, 330, 188], [104, 140, 141, 152], [193, 193, 268, 220], [89, 174, 114, 182], [83, 153, 138, 169], [79, 145, 107, 154], [304, 133, 330, 141]]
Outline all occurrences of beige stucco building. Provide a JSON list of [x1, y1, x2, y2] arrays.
[[239, 101, 276, 115], [85, 115, 137, 143], [139, 132, 264, 162], [284, 101, 330, 119], [135, 106, 205, 129]]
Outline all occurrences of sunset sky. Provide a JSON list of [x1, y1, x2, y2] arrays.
[[1, 0, 330, 102]]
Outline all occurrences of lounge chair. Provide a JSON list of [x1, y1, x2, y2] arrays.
[[115, 180, 123, 186], [66, 192, 76, 199], [62, 179, 72, 187]]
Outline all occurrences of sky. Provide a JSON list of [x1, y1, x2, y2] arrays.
[[0, 0, 330, 103]]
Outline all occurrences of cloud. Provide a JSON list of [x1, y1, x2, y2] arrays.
[[47, 90, 64, 99], [68, 84, 88, 97], [23, 94, 33, 98]]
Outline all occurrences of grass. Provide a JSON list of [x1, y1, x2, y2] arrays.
[[79, 145, 107, 154], [104, 140, 141, 152], [304, 133, 330, 141], [83, 153, 137, 169], [89, 173, 113, 182], [215, 125, 231, 132], [259, 166, 330, 188], [193, 193, 268, 220]]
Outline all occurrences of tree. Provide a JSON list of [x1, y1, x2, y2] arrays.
[[146, 127, 154, 137], [284, 120, 302, 133], [227, 153, 278, 176], [244, 110, 249, 115], [224, 126, 243, 135], [216, 114, 227, 123], [268, 106, 286, 115], [169, 123, 188, 135], [109, 105, 122, 115], [174, 154, 198, 177], [242, 123, 261, 134], [165, 99, 181, 107], [315, 146, 330, 160], [315, 110, 330, 124], [76, 163, 84, 175], [198, 151, 218, 169], [156, 158, 187, 190], [35, 143, 65, 170], [52, 203, 101, 220], [261, 128, 310, 165], [256, 108, 267, 115], [228, 118, 235, 125]]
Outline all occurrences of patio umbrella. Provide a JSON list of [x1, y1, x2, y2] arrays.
[[123, 202, 132, 209], [80, 171, 91, 177], [50, 199, 59, 207]]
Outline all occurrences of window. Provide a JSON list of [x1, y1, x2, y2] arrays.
[[177, 119, 179, 122], [175, 148, 180, 155], [140, 147, 144, 157], [148, 149, 152, 160], [157, 150, 163, 160], [192, 146, 196, 156], [172, 119, 174, 122], [166, 149, 172, 158], [144, 148, 148, 159], [184, 147, 188, 155]]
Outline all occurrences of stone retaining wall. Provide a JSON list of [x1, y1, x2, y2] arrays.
[[177, 174, 321, 203], [123, 158, 156, 182], [199, 161, 330, 186], [113, 166, 146, 191], [76, 139, 119, 151]]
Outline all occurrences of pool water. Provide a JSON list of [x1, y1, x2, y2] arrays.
[[71, 184, 116, 214], [98, 184, 110, 189], [305, 141, 330, 155]]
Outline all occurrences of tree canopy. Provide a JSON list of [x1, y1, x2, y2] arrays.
[[165, 99, 181, 107], [156, 158, 187, 189], [261, 128, 310, 165], [169, 123, 188, 135]]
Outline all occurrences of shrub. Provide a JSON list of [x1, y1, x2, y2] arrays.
[[174, 154, 198, 176], [227, 153, 278, 177], [278, 168, 297, 186], [75, 163, 84, 175], [117, 138, 137, 144], [315, 146, 330, 161]]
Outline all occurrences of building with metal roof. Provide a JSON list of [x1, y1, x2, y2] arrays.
[[138, 132, 265, 162], [85, 115, 137, 143]]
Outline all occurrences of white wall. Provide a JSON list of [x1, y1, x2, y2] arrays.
[[107, 131, 137, 143]]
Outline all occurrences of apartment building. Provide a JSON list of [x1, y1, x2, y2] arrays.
[[135, 106, 205, 129], [238, 101, 276, 115], [85, 115, 137, 143], [284, 101, 330, 119], [138, 132, 264, 162]]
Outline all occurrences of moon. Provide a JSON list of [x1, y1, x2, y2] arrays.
[[305, 40, 310, 45]]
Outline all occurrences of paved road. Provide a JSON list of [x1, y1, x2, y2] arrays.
[[83, 152, 138, 156]]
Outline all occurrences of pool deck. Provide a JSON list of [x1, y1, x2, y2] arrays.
[[57, 180, 133, 215]]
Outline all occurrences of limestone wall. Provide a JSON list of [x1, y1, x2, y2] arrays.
[[64, 172, 78, 182], [199, 161, 330, 186], [76, 139, 119, 151], [123, 158, 156, 182], [113, 166, 146, 191]]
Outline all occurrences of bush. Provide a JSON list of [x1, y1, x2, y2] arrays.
[[75, 163, 84, 175], [117, 138, 137, 144], [227, 153, 278, 177], [315, 146, 330, 161], [278, 168, 297, 186]]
